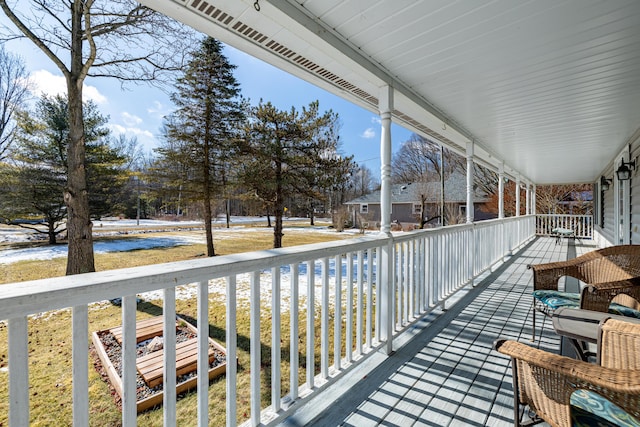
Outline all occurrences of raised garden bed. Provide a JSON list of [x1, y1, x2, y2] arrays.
[[92, 316, 227, 413]]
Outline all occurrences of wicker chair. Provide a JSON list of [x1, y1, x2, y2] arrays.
[[494, 318, 640, 427], [529, 244, 640, 340]]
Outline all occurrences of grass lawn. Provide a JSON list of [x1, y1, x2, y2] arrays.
[[0, 225, 358, 426]]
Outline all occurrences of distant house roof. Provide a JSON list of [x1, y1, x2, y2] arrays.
[[345, 173, 489, 205]]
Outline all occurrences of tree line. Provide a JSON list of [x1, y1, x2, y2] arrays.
[[0, 1, 375, 276]]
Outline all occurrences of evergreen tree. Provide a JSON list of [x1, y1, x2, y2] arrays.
[[240, 100, 348, 248], [0, 94, 129, 243], [156, 37, 246, 256], [1, 0, 196, 274]]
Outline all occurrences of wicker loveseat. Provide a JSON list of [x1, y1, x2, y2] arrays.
[[529, 244, 640, 339], [495, 317, 640, 427]]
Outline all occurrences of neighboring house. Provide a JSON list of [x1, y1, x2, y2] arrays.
[[345, 173, 493, 228]]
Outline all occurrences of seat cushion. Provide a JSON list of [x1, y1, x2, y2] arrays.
[[533, 290, 640, 318], [571, 389, 640, 427], [533, 290, 580, 310]]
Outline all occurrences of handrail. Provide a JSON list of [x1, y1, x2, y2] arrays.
[[535, 214, 593, 239], [0, 215, 536, 426]]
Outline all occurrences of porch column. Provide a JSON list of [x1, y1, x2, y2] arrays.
[[466, 141, 474, 224], [379, 85, 393, 236], [515, 175, 521, 216], [532, 184, 536, 214], [498, 163, 505, 219], [525, 182, 531, 215], [378, 85, 394, 355]]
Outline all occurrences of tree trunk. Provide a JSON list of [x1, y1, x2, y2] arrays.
[[266, 212, 271, 227], [203, 118, 215, 257], [48, 222, 57, 245], [225, 199, 230, 229], [274, 210, 283, 248], [309, 201, 315, 226], [203, 197, 214, 256], [65, 3, 94, 274], [273, 164, 284, 248]]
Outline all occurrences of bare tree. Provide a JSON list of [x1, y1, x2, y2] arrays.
[[0, 45, 30, 160], [0, 0, 196, 274], [392, 134, 461, 183]]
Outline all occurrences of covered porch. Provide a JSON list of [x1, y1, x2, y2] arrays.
[[2, 216, 598, 426], [3, 0, 640, 426], [286, 236, 594, 427]]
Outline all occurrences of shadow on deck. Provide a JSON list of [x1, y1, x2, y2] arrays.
[[280, 237, 595, 427]]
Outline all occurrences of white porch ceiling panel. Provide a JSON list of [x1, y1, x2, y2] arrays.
[[142, 0, 640, 185]]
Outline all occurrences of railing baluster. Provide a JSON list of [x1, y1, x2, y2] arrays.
[[404, 241, 410, 323], [164, 287, 177, 426], [375, 247, 381, 343], [409, 241, 415, 318], [366, 248, 373, 349], [396, 244, 402, 328], [72, 305, 88, 427], [346, 253, 354, 362], [321, 258, 329, 379], [250, 271, 261, 427], [306, 260, 315, 388], [290, 264, 299, 402], [8, 316, 29, 427], [122, 295, 137, 427], [356, 250, 364, 356], [198, 280, 210, 427], [272, 267, 281, 411], [226, 276, 237, 427], [334, 255, 342, 371]]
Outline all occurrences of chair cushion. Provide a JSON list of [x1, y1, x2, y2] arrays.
[[571, 389, 640, 426], [533, 290, 640, 318]]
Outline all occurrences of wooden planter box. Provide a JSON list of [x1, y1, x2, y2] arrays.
[[92, 316, 227, 413]]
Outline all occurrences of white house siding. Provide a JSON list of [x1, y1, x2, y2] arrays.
[[631, 137, 640, 243], [595, 164, 616, 247]]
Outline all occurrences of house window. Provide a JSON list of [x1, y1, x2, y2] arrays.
[[459, 205, 467, 216], [360, 204, 368, 214], [413, 203, 422, 215]]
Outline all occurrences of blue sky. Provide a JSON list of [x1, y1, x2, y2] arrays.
[[2, 21, 414, 178]]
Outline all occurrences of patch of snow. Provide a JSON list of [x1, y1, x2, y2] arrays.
[[0, 217, 364, 265]]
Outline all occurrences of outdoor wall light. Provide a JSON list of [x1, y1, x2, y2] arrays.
[[616, 159, 636, 181], [600, 176, 612, 191]]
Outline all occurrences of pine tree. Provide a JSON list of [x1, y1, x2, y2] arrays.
[[240, 100, 350, 248], [156, 37, 246, 256], [0, 94, 128, 244]]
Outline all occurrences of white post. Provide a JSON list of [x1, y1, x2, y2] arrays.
[[379, 85, 394, 355], [525, 182, 531, 215], [498, 163, 505, 219], [532, 184, 536, 215], [379, 85, 393, 235], [466, 141, 474, 224], [515, 175, 521, 217]]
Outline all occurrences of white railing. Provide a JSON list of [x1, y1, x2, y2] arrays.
[[0, 215, 535, 426], [535, 214, 593, 239]]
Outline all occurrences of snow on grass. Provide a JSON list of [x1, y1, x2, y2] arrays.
[[0, 217, 365, 264]]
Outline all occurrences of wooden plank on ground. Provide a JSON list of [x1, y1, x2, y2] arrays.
[[136, 338, 214, 388], [110, 316, 174, 344]]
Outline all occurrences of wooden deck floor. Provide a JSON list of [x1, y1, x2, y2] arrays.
[[281, 237, 595, 427]]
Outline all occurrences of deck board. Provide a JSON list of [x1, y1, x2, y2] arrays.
[[284, 237, 595, 427]]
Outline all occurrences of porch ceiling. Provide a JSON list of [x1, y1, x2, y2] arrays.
[[142, 0, 640, 185]]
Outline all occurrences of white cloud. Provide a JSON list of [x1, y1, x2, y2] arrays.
[[31, 69, 107, 104], [121, 111, 143, 127], [107, 123, 154, 139], [371, 116, 382, 125], [147, 100, 168, 119], [360, 127, 376, 139]]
